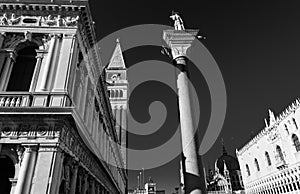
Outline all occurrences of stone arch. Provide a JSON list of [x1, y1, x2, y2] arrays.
[[6, 43, 38, 91], [0, 145, 20, 194], [7, 35, 44, 51]]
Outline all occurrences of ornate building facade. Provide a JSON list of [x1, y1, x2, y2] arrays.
[[237, 101, 300, 194], [0, 0, 127, 194], [206, 145, 244, 194]]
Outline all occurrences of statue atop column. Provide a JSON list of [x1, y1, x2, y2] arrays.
[[170, 11, 185, 30]]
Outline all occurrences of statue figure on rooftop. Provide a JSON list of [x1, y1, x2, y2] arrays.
[[170, 11, 185, 30]]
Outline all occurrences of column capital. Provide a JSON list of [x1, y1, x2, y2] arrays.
[[5, 48, 17, 61], [35, 49, 47, 58], [21, 144, 38, 152], [163, 29, 198, 60], [63, 33, 76, 39]]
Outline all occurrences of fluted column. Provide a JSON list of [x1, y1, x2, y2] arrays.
[[69, 162, 79, 194], [14, 145, 38, 194], [52, 34, 76, 92], [163, 29, 206, 194], [0, 32, 6, 49], [37, 34, 58, 91], [29, 50, 46, 92], [81, 173, 88, 194], [0, 50, 16, 91]]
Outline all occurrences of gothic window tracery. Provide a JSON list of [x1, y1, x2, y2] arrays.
[[292, 134, 300, 152]]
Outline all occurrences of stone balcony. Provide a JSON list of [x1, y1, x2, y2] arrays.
[[0, 92, 71, 108]]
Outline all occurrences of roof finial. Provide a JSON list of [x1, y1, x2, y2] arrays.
[[116, 38, 120, 43]]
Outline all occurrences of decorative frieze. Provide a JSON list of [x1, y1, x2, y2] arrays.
[[0, 13, 79, 28], [0, 122, 61, 139]]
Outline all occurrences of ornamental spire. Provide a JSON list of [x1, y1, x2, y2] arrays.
[[221, 138, 227, 155]]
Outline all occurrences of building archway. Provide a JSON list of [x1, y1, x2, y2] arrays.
[[0, 156, 15, 194]]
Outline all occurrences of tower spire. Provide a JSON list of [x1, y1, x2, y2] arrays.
[[221, 138, 227, 155], [107, 38, 126, 69]]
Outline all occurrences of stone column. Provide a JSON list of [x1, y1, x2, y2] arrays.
[[81, 173, 88, 194], [163, 29, 206, 194], [0, 32, 6, 48], [0, 50, 16, 91], [14, 145, 38, 194], [37, 34, 58, 91], [90, 178, 96, 194], [29, 50, 46, 92], [70, 162, 79, 194], [52, 34, 76, 92]]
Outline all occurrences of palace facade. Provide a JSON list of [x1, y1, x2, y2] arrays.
[[237, 101, 300, 194], [0, 0, 127, 194]]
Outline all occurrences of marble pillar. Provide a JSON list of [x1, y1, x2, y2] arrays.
[[37, 34, 58, 91], [14, 145, 38, 194], [69, 162, 79, 194], [29, 50, 45, 92], [163, 29, 206, 194]]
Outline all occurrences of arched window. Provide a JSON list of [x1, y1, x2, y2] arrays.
[[265, 151, 272, 166], [119, 90, 123, 98], [246, 164, 250, 176], [254, 158, 260, 171], [293, 118, 298, 129], [285, 124, 289, 135], [115, 90, 119, 98], [6, 45, 38, 91], [110, 90, 115, 98], [276, 145, 284, 161], [292, 134, 300, 152]]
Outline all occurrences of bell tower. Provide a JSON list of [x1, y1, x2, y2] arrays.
[[0, 1, 127, 194], [105, 39, 128, 169]]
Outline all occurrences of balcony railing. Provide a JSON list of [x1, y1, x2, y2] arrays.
[[0, 92, 71, 108]]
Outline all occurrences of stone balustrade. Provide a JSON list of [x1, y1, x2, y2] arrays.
[[0, 92, 71, 108]]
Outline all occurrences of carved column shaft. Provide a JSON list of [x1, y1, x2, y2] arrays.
[[81, 173, 88, 194], [0, 50, 16, 91], [70, 162, 79, 194], [29, 50, 45, 92], [163, 29, 206, 194], [52, 34, 76, 92], [14, 145, 38, 194], [37, 34, 58, 91], [0, 32, 6, 49]]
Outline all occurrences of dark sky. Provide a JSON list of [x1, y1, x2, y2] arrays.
[[90, 1, 300, 193]]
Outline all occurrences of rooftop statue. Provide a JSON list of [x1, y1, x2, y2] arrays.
[[170, 11, 185, 31]]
